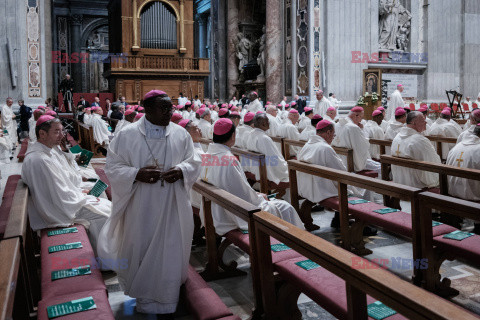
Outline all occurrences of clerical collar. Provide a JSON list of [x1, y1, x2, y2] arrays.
[[144, 118, 167, 139]]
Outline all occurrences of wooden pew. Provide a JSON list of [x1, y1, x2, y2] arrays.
[[369, 138, 392, 157], [2, 179, 40, 315], [252, 210, 480, 320], [283, 138, 355, 172], [287, 160, 432, 284], [369, 136, 457, 160], [0, 238, 30, 319], [269, 136, 285, 158], [74, 119, 104, 157], [199, 138, 269, 194], [418, 192, 480, 297], [192, 180, 264, 317]]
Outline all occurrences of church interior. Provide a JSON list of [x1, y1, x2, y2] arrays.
[[1, 0, 480, 319]]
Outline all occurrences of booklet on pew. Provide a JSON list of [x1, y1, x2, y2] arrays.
[[295, 259, 321, 271], [47, 227, 78, 237], [442, 230, 474, 241], [48, 242, 83, 254], [78, 149, 94, 168], [367, 301, 397, 320], [373, 208, 399, 214], [47, 296, 96, 319], [51, 265, 91, 281], [270, 243, 291, 252], [88, 180, 108, 198], [348, 199, 370, 205], [69, 145, 82, 154]]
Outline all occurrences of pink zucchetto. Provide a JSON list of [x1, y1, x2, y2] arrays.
[[33, 108, 44, 114], [256, 111, 264, 115], [201, 104, 206, 108], [185, 101, 192, 106], [252, 91, 258, 96], [395, 108, 406, 117], [221, 103, 227, 109], [231, 106, 238, 112], [291, 102, 297, 106], [37, 106, 46, 110], [277, 104, 282, 108], [36, 115, 55, 127], [327, 106, 336, 112], [377, 106, 385, 111], [289, 109, 299, 114], [312, 114, 323, 120], [316, 120, 332, 130], [304, 107, 313, 112], [45, 110, 57, 116], [138, 106, 144, 112], [351, 106, 364, 113], [213, 118, 234, 135], [244, 112, 255, 123], [171, 113, 183, 123], [144, 90, 167, 100], [178, 119, 190, 128], [372, 110, 382, 117], [230, 111, 240, 116], [218, 108, 229, 116], [397, 84, 404, 89], [124, 109, 135, 116], [125, 105, 132, 110], [441, 109, 451, 116], [135, 113, 144, 120], [418, 106, 428, 112], [228, 104, 233, 109], [197, 108, 207, 116]]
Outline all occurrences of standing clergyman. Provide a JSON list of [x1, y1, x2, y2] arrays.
[[97, 90, 201, 317]]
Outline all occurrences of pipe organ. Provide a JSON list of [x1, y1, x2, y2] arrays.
[[106, 0, 209, 104]]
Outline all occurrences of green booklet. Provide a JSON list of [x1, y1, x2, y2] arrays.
[[295, 259, 320, 271], [47, 296, 96, 318], [88, 180, 108, 198], [443, 230, 475, 241], [367, 301, 397, 320], [69, 145, 82, 154], [51, 265, 91, 281], [47, 227, 78, 237], [267, 193, 277, 200], [373, 208, 399, 214], [48, 242, 83, 254], [432, 221, 443, 227], [77, 149, 94, 167], [271, 243, 291, 252], [348, 199, 370, 205], [240, 229, 249, 234]]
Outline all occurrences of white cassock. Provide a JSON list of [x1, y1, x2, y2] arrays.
[[332, 117, 381, 173], [229, 99, 238, 106], [198, 118, 213, 140], [235, 125, 254, 149], [280, 100, 287, 111], [446, 133, 480, 201], [323, 115, 336, 123], [200, 143, 303, 235], [97, 117, 201, 314], [177, 96, 188, 106], [266, 114, 280, 137], [0, 135, 11, 164], [385, 121, 404, 140], [299, 124, 316, 141], [450, 119, 463, 132], [21, 142, 110, 249], [314, 97, 332, 116], [297, 116, 311, 131], [328, 97, 341, 107], [182, 110, 190, 120], [391, 127, 441, 188], [297, 135, 360, 202], [386, 90, 404, 121], [247, 99, 264, 113], [1, 105, 17, 147], [428, 118, 461, 159], [83, 113, 92, 126], [245, 128, 289, 184], [380, 120, 389, 132], [28, 117, 36, 142], [51, 146, 98, 189], [457, 125, 475, 144], [279, 119, 301, 156], [90, 114, 111, 145], [194, 99, 202, 108], [364, 120, 385, 159], [114, 119, 129, 134], [190, 142, 205, 209], [210, 111, 218, 122]]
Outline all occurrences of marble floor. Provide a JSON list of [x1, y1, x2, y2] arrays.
[[1, 148, 479, 320]]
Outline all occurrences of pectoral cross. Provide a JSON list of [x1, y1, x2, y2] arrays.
[[456, 152, 464, 167], [395, 145, 401, 157], [152, 159, 165, 186], [203, 168, 209, 182]]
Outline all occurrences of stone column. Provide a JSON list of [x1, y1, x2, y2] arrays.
[[198, 16, 206, 58], [265, 0, 282, 102], [227, 0, 239, 99], [70, 14, 82, 93]]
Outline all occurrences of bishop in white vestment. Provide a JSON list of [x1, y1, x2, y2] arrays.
[[429, 109, 462, 159], [386, 85, 405, 121], [364, 110, 385, 159], [1, 98, 17, 148]]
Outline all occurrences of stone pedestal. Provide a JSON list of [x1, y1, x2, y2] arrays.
[[265, 0, 282, 102], [227, 0, 239, 99]]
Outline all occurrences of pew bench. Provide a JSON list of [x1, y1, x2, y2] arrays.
[[0, 175, 21, 238], [253, 210, 480, 320], [185, 265, 241, 320], [74, 120, 105, 157], [17, 138, 30, 162]]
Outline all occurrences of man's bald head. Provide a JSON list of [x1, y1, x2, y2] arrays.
[[253, 113, 269, 131], [266, 105, 277, 116], [470, 109, 480, 125], [406, 111, 427, 133]]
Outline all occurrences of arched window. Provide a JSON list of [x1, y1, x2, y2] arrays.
[[140, 1, 177, 49]]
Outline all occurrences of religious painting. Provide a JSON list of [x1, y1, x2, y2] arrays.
[[363, 69, 382, 96]]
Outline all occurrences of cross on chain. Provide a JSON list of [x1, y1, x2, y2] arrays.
[[395, 145, 401, 157], [456, 152, 464, 167]]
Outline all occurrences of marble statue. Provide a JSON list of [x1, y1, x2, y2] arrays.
[[256, 26, 266, 81], [379, 0, 411, 51], [236, 32, 252, 75]]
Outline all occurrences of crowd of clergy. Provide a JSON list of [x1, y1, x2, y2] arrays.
[[1, 84, 479, 318]]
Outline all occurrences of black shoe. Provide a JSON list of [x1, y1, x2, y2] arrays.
[[363, 225, 378, 236], [473, 224, 480, 235], [330, 212, 340, 229], [312, 204, 324, 212], [157, 313, 174, 320], [305, 223, 321, 231]]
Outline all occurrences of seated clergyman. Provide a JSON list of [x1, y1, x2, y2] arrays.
[[21, 115, 111, 249], [200, 118, 303, 235]]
